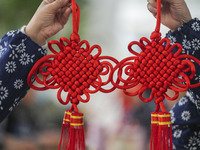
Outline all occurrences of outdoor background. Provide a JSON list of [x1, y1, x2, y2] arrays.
[[0, 0, 200, 150]]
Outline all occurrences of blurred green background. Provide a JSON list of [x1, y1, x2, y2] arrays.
[[0, 0, 41, 36]]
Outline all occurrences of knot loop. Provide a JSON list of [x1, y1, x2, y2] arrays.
[[70, 33, 80, 43], [150, 31, 161, 42]]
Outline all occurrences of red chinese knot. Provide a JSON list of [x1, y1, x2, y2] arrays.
[[27, 0, 118, 107], [111, 0, 200, 112], [112, 33, 200, 111]]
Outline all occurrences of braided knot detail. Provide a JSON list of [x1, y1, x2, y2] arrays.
[[150, 31, 161, 42], [48, 45, 103, 100], [28, 35, 118, 106], [112, 36, 199, 109], [70, 33, 80, 43], [133, 43, 184, 97]]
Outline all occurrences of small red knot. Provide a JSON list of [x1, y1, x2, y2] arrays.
[[150, 31, 161, 42], [71, 98, 79, 105], [70, 33, 80, 43]]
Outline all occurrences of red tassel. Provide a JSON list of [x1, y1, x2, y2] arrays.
[[59, 110, 72, 150], [157, 112, 172, 150], [68, 112, 85, 150], [151, 112, 172, 150], [150, 112, 159, 150]]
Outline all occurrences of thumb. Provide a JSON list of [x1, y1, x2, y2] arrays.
[[49, 0, 69, 12]]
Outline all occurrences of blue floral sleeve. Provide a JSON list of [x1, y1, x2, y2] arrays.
[[0, 29, 47, 122], [166, 18, 200, 150]]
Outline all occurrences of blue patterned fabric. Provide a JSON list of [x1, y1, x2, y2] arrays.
[[166, 18, 200, 150], [0, 29, 47, 122]]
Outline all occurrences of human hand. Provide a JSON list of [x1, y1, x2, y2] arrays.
[[26, 0, 72, 46], [147, 0, 192, 31]]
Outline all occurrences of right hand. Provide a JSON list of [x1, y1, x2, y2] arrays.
[[147, 0, 192, 31], [26, 0, 72, 46]]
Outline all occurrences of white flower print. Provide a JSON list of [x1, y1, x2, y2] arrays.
[[173, 129, 182, 139], [170, 110, 175, 124], [6, 30, 18, 37], [38, 48, 47, 56], [178, 97, 188, 106], [191, 21, 200, 31], [30, 54, 35, 63], [168, 35, 176, 45], [5, 61, 17, 73], [185, 132, 200, 150], [195, 94, 200, 110], [0, 81, 2, 85], [0, 86, 8, 101], [182, 36, 191, 50], [181, 111, 191, 121], [194, 74, 200, 82], [12, 39, 26, 53], [172, 125, 179, 130], [19, 53, 31, 65], [9, 50, 18, 60], [191, 38, 200, 51], [186, 91, 195, 104], [0, 41, 8, 57], [14, 79, 24, 89], [9, 97, 20, 112]]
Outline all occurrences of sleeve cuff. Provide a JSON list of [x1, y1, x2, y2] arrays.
[[20, 25, 47, 49]]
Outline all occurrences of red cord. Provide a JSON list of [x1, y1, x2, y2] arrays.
[[155, 0, 161, 33], [71, 0, 80, 34], [111, 0, 200, 111], [27, 0, 119, 108]]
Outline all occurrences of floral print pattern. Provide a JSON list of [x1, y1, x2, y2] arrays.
[[167, 18, 200, 150], [0, 29, 46, 122]]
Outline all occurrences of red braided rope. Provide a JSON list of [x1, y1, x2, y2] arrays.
[[71, 0, 80, 34], [111, 0, 200, 112], [27, 0, 118, 111]]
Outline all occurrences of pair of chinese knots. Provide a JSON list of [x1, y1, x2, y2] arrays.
[[27, 30, 200, 111], [27, 0, 200, 113]]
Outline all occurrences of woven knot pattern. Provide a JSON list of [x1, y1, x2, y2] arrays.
[[47, 45, 103, 98], [111, 36, 200, 111], [132, 43, 184, 97], [27, 34, 118, 106]]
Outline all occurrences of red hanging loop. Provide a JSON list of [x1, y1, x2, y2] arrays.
[[155, 0, 161, 33], [71, 0, 80, 34], [150, 0, 162, 42]]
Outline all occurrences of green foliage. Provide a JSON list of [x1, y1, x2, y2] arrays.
[[0, 0, 41, 36]]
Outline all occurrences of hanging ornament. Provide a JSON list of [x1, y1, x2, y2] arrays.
[[27, 0, 118, 149], [111, 0, 200, 149]]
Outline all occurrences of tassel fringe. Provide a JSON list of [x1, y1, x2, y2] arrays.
[[151, 112, 172, 150], [59, 110, 85, 150]]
